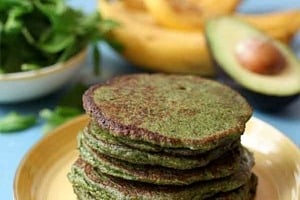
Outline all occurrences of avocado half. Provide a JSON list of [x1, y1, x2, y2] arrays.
[[205, 17, 300, 112]]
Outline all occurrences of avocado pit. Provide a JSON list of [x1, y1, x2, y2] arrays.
[[235, 38, 286, 75]]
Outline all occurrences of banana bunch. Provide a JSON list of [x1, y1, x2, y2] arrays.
[[99, 0, 300, 76]]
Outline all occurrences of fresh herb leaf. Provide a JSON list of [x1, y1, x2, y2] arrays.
[[38, 32, 75, 53], [3, 1, 33, 34], [39, 106, 81, 133], [92, 43, 101, 76], [21, 63, 40, 71], [0, 112, 36, 133], [21, 26, 35, 45]]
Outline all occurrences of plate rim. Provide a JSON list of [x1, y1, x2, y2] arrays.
[[13, 114, 89, 200]]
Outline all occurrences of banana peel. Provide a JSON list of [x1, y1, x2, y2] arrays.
[[143, 0, 203, 31], [144, 0, 240, 31], [123, 0, 145, 10], [237, 10, 300, 44], [100, 0, 214, 76], [99, 0, 300, 76]]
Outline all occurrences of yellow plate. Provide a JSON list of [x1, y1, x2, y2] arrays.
[[14, 115, 300, 200]]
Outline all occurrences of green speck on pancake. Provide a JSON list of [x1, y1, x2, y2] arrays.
[[83, 74, 252, 150]]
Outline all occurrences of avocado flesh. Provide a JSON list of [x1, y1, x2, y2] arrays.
[[206, 17, 300, 97], [68, 159, 254, 200], [80, 129, 239, 170], [79, 139, 250, 185]]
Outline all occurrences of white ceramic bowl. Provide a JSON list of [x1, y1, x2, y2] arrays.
[[0, 49, 87, 103]]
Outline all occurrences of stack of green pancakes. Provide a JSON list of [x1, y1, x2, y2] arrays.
[[68, 74, 258, 200]]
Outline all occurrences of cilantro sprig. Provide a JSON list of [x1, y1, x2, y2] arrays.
[[0, 0, 119, 74]]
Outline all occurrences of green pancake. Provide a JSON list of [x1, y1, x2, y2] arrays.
[[68, 159, 254, 200], [79, 141, 253, 185], [72, 174, 257, 200], [208, 173, 258, 200], [88, 121, 236, 156], [80, 128, 240, 170], [83, 74, 252, 151], [73, 186, 95, 200]]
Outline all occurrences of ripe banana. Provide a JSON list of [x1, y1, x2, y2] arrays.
[[237, 11, 300, 43], [237, 10, 300, 32], [100, 0, 214, 76], [99, 0, 300, 76], [143, 0, 204, 31], [143, 0, 240, 31], [123, 0, 145, 10]]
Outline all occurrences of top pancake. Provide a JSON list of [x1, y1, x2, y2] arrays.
[[83, 74, 252, 150]]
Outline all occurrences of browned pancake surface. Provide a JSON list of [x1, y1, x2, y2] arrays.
[[83, 74, 252, 150]]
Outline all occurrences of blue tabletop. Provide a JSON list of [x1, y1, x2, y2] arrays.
[[1, 0, 300, 199]]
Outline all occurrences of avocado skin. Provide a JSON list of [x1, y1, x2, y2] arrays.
[[206, 40, 299, 112], [216, 67, 299, 112], [204, 17, 300, 112]]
